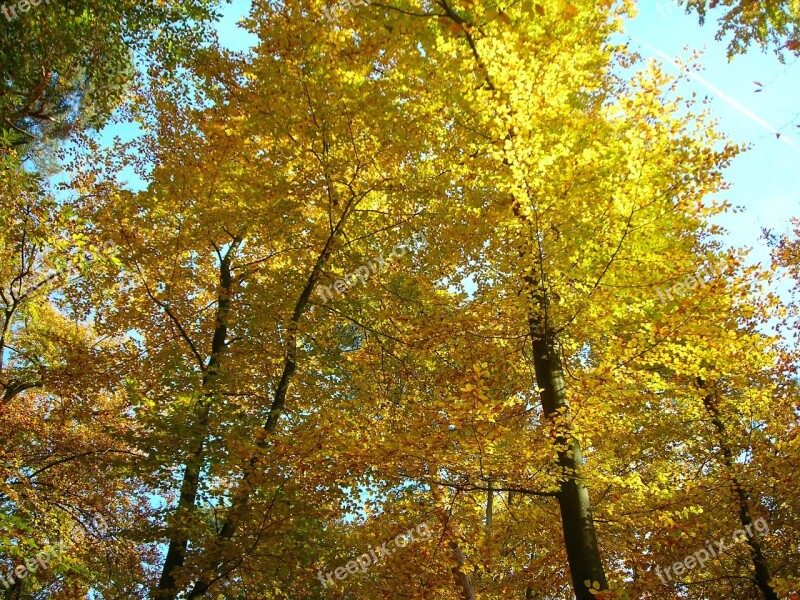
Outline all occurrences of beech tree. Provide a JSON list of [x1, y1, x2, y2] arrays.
[[2, 0, 799, 599]]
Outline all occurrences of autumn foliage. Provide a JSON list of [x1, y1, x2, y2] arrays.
[[1, 0, 799, 599]]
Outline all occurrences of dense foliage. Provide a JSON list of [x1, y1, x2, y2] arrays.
[[1, 0, 799, 598]]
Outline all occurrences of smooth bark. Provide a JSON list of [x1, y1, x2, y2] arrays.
[[528, 288, 608, 600]]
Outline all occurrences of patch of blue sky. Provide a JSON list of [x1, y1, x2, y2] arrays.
[[215, 0, 257, 52]]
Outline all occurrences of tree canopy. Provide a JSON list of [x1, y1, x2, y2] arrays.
[[1, 0, 799, 599]]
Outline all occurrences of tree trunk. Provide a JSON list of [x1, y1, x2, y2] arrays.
[[528, 307, 608, 600], [182, 199, 357, 598], [154, 240, 240, 599], [450, 541, 477, 600], [486, 479, 493, 535], [699, 379, 778, 600]]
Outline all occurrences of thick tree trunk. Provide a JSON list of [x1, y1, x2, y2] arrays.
[[529, 310, 608, 600], [699, 379, 778, 600]]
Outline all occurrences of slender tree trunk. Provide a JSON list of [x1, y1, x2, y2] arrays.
[[528, 300, 608, 600], [699, 379, 778, 600], [450, 541, 477, 600], [486, 479, 493, 535], [154, 242, 240, 599], [183, 199, 357, 598]]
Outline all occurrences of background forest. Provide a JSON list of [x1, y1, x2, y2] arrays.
[[2, 0, 800, 598]]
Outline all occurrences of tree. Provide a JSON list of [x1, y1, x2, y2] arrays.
[[0, 0, 222, 148], [0, 158, 151, 598], [3, 0, 800, 598], [677, 0, 800, 59]]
